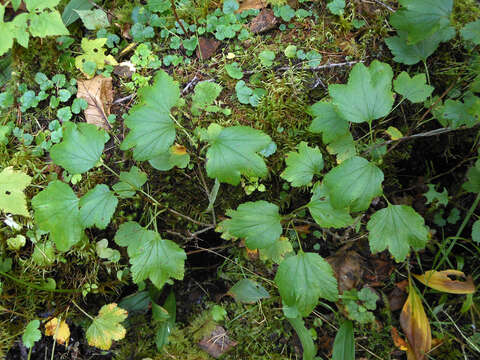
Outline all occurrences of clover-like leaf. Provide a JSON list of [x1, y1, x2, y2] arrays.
[[86, 303, 128, 350], [0, 167, 32, 217], [323, 156, 384, 212], [308, 101, 350, 144], [390, 0, 453, 45], [385, 27, 455, 65], [394, 72, 434, 103], [280, 142, 324, 187], [112, 166, 148, 198], [275, 252, 338, 317], [31, 181, 83, 252], [79, 184, 118, 229], [114, 221, 186, 289], [329, 61, 394, 124], [367, 204, 429, 262], [50, 122, 107, 174], [121, 71, 179, 161], [22, 320, 41, 349], [308, 184, 354, 229], [220, 201, 282, 250], [202, 124, 272, 185]]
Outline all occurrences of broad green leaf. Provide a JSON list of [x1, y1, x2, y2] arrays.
[[390, 0, 453, 45], [259, 50, 275, 67], [79, 184, 118, 229], [461, 19, 480, 45], [225, 62, 243, 79], [228, 279, 270, 303], [31, 181, 83, 252], [0, 8, 14, 56], [424, 184, 448, 206], [202, 124, 272, 185], [332, 320, 354, 360], [62, 0, 95, 26], [323, 156, 384, 212], [275, 252, 338, 317], [114, 221, 186, 289], [220, 201, 282, 250], [0, 167, 32, 217], [50, 122, 106, 174], [32, 241, 55, 266], [22, 320, 41, 349], [463, 160, 480, 193], [75, 9, 109, 30], [25, 0, 60, 11], [308, 184, 354, 229], [308, 101, 349, 144], [385, 27, 455, 65], [154, 291, 176, 350], [12, 13, 29, 48], [149, 144, 190, 171], [326, 132, 357, 163], [28, 11, 69, 37], [192, 81, 222, 114], [437, 95, 480, 129], [121, 71, 179, 161], [394, 72, 434, 103], [287, 317, 316, 360], [329, 61, 394, 124], [280, 142, 324, 187], [473, 220, 480, 243], [112, 166, 147, 198], [259, 237, 293, 264], [86, 303, 128, 350], [367, 204, 429, 262]]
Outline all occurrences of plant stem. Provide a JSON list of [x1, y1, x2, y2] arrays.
[[72, 300, 94, 321], [438, 192, 480, 268], [170, 0, 188, 35]]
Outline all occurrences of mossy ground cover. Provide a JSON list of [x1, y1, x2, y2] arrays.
[[1, 0, 480, 359]]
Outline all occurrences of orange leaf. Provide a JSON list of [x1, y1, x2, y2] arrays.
[[45, 317, 70, 346], [400, 278, 431, 360], [391, 326, 408, 351], [413, 270, 475, 294]]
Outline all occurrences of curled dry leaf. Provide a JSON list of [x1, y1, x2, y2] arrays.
[[45, 317, 70, 346], [413, 270, 475, 294], [327, 250, 364, 293], [400, 278, 431, 360], [77, 75, 114, 130], [391, 326, 408, 351], [198, 326, 237, 358]]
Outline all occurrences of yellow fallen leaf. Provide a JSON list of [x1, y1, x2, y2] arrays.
[[391, 326, 408, 351], [413, 270, 475, 294], [400, 277, 431, 360], [236, 0, 266, 13], [171, 144, 187, 155], [77, 75, 114, 130], [45, 317, 70, 346], [86, 303, 128, 350]]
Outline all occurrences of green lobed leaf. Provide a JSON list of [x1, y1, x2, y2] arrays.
[[62, 0, 95, 26], [148, 145, 190, 171], [461, 19, 480, 45], [79, 184, 118, 229], [326, 132, 357, 163], [220, 200, 282, 249], [275, 252, 338, 317], [389, 0, 453, 45], [367, 204, 429, 262], [75, 9, 109, 30], [28, 11, 69, 37], [22, 320, 41, 349], [280, 142, 324, 187], [192, 81, 222, 113], [32, 181, 83, 252], [25, 0, 60, 11], [50, 122, 107, 174], [259, 237, 293, 264], [385, 27, 455, 65], [308, 184, 354, 229], [112, 166, 147, 198], [323, 156, 384, 212], [0, 167, 32, 217], [228, 279, 270, 303], [121, 71, 179, 161], [114, 221, 186, 289], [393, 72, 434, 103], [329, 61, 394, 124], [308, 101, 350, 144], [202, 124, 272, 185], [463, 160, 480, 193]]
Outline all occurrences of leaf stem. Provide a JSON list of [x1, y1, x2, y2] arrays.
[[72, 300, 94, 321]]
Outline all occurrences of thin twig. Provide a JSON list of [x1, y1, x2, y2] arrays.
[[277, 60, 363, 72], [168, 208, 211, 226], [170, 0, 188, 36], [370, 0, 394, 12], [182, 75, 199, 94], [113, 94, 135, 105]]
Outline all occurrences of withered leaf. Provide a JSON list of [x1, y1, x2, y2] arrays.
[[236, 0, 267, 13], [45, 317, 70, 346], [77, 75, 114, 130], [198, 326, 237, 358], [400, 278, 431, 360], [413, 270, 475, 294]]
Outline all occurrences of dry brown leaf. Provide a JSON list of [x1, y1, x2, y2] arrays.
[[197, 37, 221, 60], [77, 75, 114, 130], [391, 326, 408, 351], [198, 326, 237, 358], [327, 250, 364, 293], [236, 0, 266, 13], [413, 270, 475, 294], [400, 278, 431, 360], [249, 9, 278, 34], [45, 317, 70, 346]]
